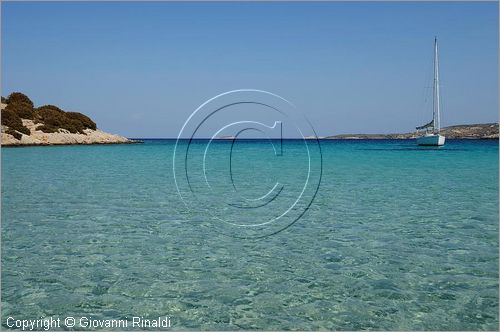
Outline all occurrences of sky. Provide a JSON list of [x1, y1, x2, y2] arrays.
[[2, 1, 498, 138]]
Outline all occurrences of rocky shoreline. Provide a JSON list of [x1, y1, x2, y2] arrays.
[[1, 93, 138, 147], [1, 118, 136, 146]]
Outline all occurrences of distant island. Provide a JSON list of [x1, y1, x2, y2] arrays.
[[1, 92, 135, 146], [323, 123, 498, 140]]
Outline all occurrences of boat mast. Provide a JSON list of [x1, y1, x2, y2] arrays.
[[433, 37, 441, 133]]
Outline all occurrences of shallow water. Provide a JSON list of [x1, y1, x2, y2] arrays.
[[2, 139, 498, 330]]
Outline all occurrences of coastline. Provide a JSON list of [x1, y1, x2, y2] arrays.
[[1, 97, 140, 147], [1, 140, 142, 148], [1, 128, 142, 147]]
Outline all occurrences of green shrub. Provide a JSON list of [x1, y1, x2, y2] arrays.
[[5, 101, 34, 119], [36, 124, 59, 133], [36, 104, 64, 113], [6, 92, 34, 108], [66, 112, 96, 130], [35, 105, 96, 134], [17, 125, 30, 135], [2, 109, 23, 128], [35, 105, 65, 125], [67, 118, 85, 133], [35, 105, 65, 123], [35, 106, 67, 132], [6, 128, 22, 140], [1, 109, 30, 136], [3, 93, 98, 135], [1, 96, 7, 104]]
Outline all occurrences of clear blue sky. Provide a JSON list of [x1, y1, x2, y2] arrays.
[[2, 2, 498, 137]]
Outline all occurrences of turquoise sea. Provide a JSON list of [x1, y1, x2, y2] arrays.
[[1, 139, 498, 330]]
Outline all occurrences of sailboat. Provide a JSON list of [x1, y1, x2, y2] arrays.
[[416, 37, 445, 146]]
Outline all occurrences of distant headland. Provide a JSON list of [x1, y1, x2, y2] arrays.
[[1, 92, 137, 146], [322, 123, 498, 140]]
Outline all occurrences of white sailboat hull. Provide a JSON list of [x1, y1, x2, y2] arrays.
[[416, 134, 445, 146], [416, 38, 446, 147]]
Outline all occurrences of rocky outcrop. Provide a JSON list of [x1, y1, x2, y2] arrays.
[[439, 123, 498, 139], [1, 119, 131, 146], [1, 97, 135, 146]]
